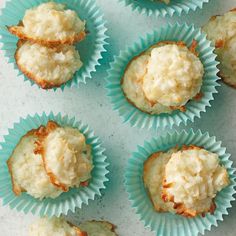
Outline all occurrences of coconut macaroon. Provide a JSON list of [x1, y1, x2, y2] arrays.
[[29, 217, 86, 236], [15, 40, 83, 89], [7, 121, 93, 199], [8, 2, 86, 46], [29, 217, 118, 236], [202, 8, 236, 88], [79, 221, 118, 236], [121, 41, 204, 114], [7, 129, 63, 199], [36, 121, 93, 192], [8, 2, 85, 89], [143, 149, 176, 212], [143, 145, 230, 218], [162, 146, 230, 217]]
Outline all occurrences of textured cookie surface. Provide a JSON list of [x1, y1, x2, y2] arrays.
[[143, 149, 176, 212], [202, 9, 236, 87], [162, 146, 230, 217], [15, 40, 82, 89], [142, 44, 203, 107], [8, 2, 86, 45], [39, 121, 93, 191], [7, 130, 62, 199], [121, 41, 203, 114]]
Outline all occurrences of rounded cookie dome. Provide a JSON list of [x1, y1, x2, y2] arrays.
[[41, 122, 93, 191], [16, 41, 83, 89], [162, 146, 229, 216], [142, 44, 204, 107], [8, 2, 86, 45]]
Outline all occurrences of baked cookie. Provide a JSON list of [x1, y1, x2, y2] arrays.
[[8, 2, 86, 46], [121, 41, 204, 114], [7, 121, 93, 199], [202, 8, 236, 88], [15, 40, 82, 89], [7, 129, 62, 199], [162, 146, 229, 217], [36, 121, 93, 192], [143, 145, 229, 217]]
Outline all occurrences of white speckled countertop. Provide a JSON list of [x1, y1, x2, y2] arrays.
[[0, 0, 236, 235]]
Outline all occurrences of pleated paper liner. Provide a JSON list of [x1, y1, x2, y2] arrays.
[[119, 0, 209, 17], [106, 23, 219, 131], [0, 0, 108, 90], [0, 112, 109, 217], [125, 129, 236, 236]]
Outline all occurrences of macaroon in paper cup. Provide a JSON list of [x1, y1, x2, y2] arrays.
[[0, 0, 108, 90], [125, 129, 236, 236], [106, 23, 219, 131], [0, 112, 109, 217], [119, 0, 209, 17]]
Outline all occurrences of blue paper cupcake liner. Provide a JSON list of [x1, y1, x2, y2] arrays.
[[106, 23, 219, 131], [0, 0, 108, 90], [119, 0, 210, 17], [125, 129, 236, 236], [0, 112, 109, 217]]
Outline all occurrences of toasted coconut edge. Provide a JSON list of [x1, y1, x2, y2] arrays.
[[8, 25, 86, 46], [34, 121, 69, 192]]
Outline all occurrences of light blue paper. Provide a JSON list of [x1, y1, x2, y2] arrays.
[[119, 0, 209, 17]]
